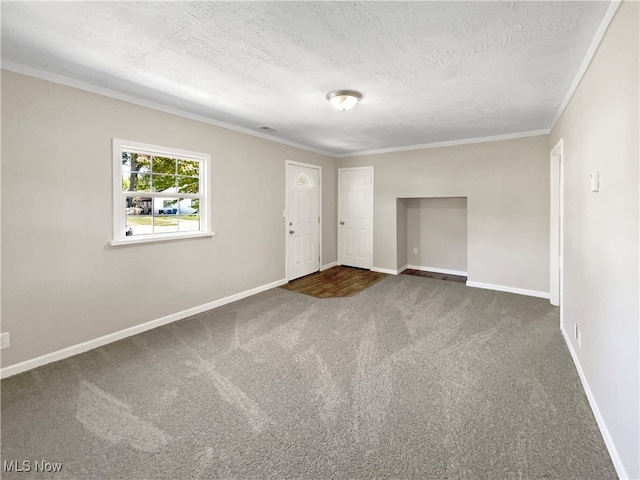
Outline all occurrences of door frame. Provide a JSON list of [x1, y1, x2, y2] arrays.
[[338, 166, 374, 270], [550, 138, 564, 316], [285, 160, 322, 281]]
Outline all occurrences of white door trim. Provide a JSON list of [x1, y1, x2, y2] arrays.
[[285, 160, 322, 281], [550, 138, 564, 316], [338, 166, 374, 269]]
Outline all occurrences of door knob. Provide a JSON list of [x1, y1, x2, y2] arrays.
[[339, 221, 345, 225], [289, 230, 295, 234]]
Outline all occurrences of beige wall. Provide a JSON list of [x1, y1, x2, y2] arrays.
[[338, 135, 550, 293], [1, 70, 337, 367], [396, 198, 408, 269], [550, 2, 639, 477], [406, 197, 468, 272]]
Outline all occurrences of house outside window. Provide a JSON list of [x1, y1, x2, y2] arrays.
[[111, 139, 212, 245]]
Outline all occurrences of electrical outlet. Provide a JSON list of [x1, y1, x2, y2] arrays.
[[0, 332, 10, 350], [413, 248, 418, 254]]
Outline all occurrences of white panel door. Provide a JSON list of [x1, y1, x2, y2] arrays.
[[286, 164, 320, 281], [338, 167, 373, 269]]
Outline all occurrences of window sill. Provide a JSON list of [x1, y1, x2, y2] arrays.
[[110, 232, 216, 247]]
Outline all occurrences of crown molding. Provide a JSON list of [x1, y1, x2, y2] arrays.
[[1, 60, 337, 158], [334, 129, 551, 158], [549, 0, 622, 130], [5, 58, 585, 160]]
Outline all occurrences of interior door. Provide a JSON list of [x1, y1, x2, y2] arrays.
[[338, 167, 373, 269], [286, 163, 320, 281]]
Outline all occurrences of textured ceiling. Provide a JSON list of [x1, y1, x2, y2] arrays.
[[1, 1, 611, 156]]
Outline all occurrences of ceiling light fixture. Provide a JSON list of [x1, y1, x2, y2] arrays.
[[326, 90, 362, 111]]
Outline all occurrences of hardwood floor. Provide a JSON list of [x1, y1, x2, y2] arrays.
[[401, 268, 467, 283], [281, 266, 466, 299], [280, 266, 386, 298]]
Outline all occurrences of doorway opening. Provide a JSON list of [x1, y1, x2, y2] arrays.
[[550, 139, 564, 308]]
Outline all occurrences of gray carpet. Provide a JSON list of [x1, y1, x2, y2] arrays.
[[1, 275, 615, 479]]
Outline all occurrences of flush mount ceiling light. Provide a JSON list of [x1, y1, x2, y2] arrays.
[[326, 89, 362, 111]]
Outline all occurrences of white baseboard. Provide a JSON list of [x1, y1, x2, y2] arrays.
[[0, 278, 288, 379], [466, 281, 550, 299], [371, 266, 400, 275], [406, 265, 468, 276], [320, 261, 338, 271], [560, 325, 628, 479], [398, 265, 408, 274]]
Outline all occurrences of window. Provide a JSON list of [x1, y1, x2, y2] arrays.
[[111, 139, 212, 245], [294, 172, 314, 187]]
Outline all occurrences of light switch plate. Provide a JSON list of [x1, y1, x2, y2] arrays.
[[590, 171, 599, 192]]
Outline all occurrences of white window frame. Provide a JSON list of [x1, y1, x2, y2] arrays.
[[110, 138, 213, 246]]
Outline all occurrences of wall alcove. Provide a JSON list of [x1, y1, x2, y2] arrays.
[[397, 197, 468, 276]]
